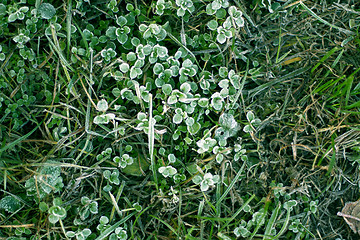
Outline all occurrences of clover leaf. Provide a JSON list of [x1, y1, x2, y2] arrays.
[[175, 0, 195, 17], [192, 172, 219, 191], [38, 3, 56, 19], [158, 166, 177, 178], [0, 195, 22, 213]]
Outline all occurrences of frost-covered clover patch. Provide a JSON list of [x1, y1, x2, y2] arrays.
[[243, 111, 261, 133], [93, 99, 115, 125], [113, 154, 134, 168], [215, 113, 240, 141], [25, 163, 64, 200], [192, 172, 220, 191], [158, 165, 177, 178], [196, 137, 217, 154], [0, 195, 22, 213]]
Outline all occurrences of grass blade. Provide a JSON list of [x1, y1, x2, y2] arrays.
[[269, 207, 291, 239], [216, 161, 246, 210], [0, 121, 42, 154], [150, 215, 179, 237], [94, 212, 135, 240], [263, 203, 281, 240], [148, 93, 158, 191], [248, 65, 310, 96], [66, 0, 72, 57], [219, 194, 255, 232], [299, 2, 355, 36], [311, 46, 341, 73]]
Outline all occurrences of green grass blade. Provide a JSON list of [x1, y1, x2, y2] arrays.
[[321, 49, 344, 80], [216, 161, 246, 210], [299, 2, 355, 36], [219, 194, 255, 232], [314, 75, 345, 95], [150, 215, 179, 237], [94, 212, 135, 240], [249, 200, 270, 240], [248, 65, 310, 96], [326, 135, 336, 176], [148, 93, 158, 191], [0, 121, 42, 154], [269, 207, 291, 239], [311, 46, 341, 73], [66, 0, 72, 57], [263, 203, 281, 240]]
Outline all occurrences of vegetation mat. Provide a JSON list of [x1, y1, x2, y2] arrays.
[[0, 0, 360, 239]]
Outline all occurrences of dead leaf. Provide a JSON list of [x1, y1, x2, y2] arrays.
[[337, 199, 360, 235]]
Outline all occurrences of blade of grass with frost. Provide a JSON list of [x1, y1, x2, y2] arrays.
[[275, 27, 282, 64], [73, 21, 89, 53], [0, 121, 42, 154], [345, 67, 360, 106], [198, 199, 205, 239], [48, 25, 74, 71], [232, 0, 257, 27], [311, 46, 341, 73], [181, 18, 186, 46], [94, 212, 135, 240], [269, 205, 293, 239], [177, 188, 182, 235], [109, 181, 125, 222], [280, 85, 292, 118], [35, 0, 40, 8], [47, 27, 77, 100], [109, 191, 122, 217], [216, 181, 222, 218], [165, 26, 199, 67], [59, 219, 70, 240], [131, 206, 151, 237], [230, 59, 249, 109], [66, 0, 72, 57], [75, 82, 92, 162], [248, 65, 310, 96], [150, 215, 179, 238], [263, 203, 281, 240], [148, 93, 158, 191], [133, 81, 145, 111], [219, 194, 255, 232], [249, 203, 269, 240], [299, 1, 355, 36], [216, 161, 246, 212]]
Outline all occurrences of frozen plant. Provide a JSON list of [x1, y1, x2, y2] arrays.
[[48, 198, 67, 224], [211, 0, 229, 11], [154, 0, 172, 16], [66, 228, 92, 240], [101, 48, 116, 62], [243, 111, 261, 133], [113, 154, 134, 168], [179, 59, 198, 83], [78, 196, 98, 221], [109, 227, 127, 240], [168, 186, 179, 204], [175, 0, 195, 17], [216, 25, 232, 44], [228, 6, 245, 28], [138, 23, 167, 41], [192, 172, 220, 191], [196, 137, 217, 154], [158, 166, 177, 178], [93, 99, 115, 125]]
